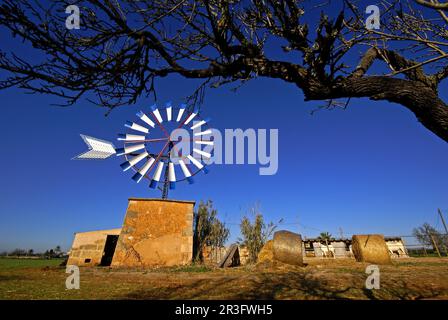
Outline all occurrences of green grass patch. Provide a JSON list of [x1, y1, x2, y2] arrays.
[[154, 264, 213, 273], [0, 257, 64, 270]]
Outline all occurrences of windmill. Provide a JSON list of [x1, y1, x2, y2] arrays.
[[73, 103, 213, 199]]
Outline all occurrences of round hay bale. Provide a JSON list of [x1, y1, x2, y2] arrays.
[[273, 230, 304, 266], [352, 234, 391, 265], [257, 240, 274, 263]]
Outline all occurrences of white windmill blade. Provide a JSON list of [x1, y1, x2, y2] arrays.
[[187, 155, 204, 169], [115, 144, 145, 156], [193, 148, 211, 158], [194, 129, 212, 137], [179, 159, 194, 184], [168, 162, 176, 189], [125, 121, 149, 134], [149, 161, 164, 189], [132, 157, 155, 183], [120, 152, 149, 171], [184, 112, 197, 125], [176, 104, 186, 122], [187, 154, 209, 174], [166, 102, 172, 121], [136, 111, 155, 128], [194, 140, 214, 146], [72, 134, 116, 160], [190, 118, 210, 130], [117, 134, 146, 142], [151, 104, 163, 123]]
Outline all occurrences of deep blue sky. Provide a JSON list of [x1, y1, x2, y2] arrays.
[[0, 1, 447, 252]]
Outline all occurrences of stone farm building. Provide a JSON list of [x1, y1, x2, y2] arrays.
[[67, 198, 194, 267]]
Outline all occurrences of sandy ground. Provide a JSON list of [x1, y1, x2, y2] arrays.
[[0, 257, 447, 299]]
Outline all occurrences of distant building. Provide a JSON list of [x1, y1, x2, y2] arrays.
[[303, 237, 408, 258], [384, 237, 409, 257]]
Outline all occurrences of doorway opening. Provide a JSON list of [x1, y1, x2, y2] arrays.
[[100, 235, 119, 266]]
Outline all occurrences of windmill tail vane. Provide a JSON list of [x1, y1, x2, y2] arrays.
[[72, 134, 116, 160], [72, 103, 213, 199]]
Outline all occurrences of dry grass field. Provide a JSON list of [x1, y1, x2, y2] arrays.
[[1, 257, 447, 300]]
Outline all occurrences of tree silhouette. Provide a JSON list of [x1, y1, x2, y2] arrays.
[[0, 1, 447, 141], [413, 223, 448, 252]]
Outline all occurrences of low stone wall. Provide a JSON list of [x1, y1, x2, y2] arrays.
[[67, 228, 121, 266], [202, 246, 227, 265]]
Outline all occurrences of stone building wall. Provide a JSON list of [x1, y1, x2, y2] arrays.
[[111, 198, 195, 267], [67, 228, 121, 266], [386, 239, 409, 257], [202, 246, 227, 266], [239, 246, 250, 265]]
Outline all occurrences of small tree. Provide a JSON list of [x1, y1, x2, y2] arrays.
[[10, 249, 26, 257], [193, 200, 230, 263], [209, 219, 230, 262], [54, 245, 62, 257], [413, 223, 447, 253], [317, 232, 334, 257], [238, 205, 277, 264], [317, 232, 333, 241], [44, 249, 55, 259]]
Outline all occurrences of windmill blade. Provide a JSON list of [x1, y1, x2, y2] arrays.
[[120, 152, 149, 171], [194, 129, 212, 137], [132, 157, 155, 183], [193, 148, 211, 159], [117, 134, 145, 142], [149, 161, 164, 189], [168, 162, 176, 189], [176, 104, 186, 122], [125, 121, 149, 134], [72, 134, 116, 160], [179, 159, 194, 184], [187, 154, 209, 173], [136, 111, 155, 128], [187, 155, 203, 169], [166, 102, 172, 121], [184, 112, 197, 125], [190, 118, 209, 130], [151, 104, 163, 123], [194, 140, 214, 146], [115, 144, 145, 156]]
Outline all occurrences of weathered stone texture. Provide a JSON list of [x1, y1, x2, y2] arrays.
[[111, 198, 195, 267], [67, 228, 121, 266]]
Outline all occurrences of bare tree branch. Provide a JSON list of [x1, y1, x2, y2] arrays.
[[0, 0, 447, 142]]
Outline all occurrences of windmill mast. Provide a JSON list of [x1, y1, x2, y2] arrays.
[[161, 141, 174, 200], [161, 165, 170, 199]]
